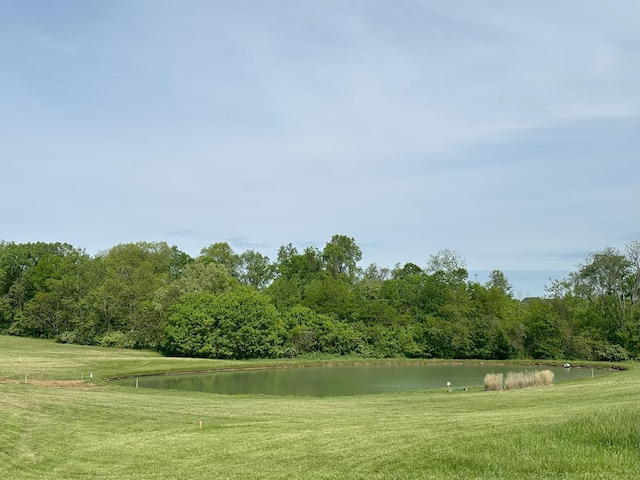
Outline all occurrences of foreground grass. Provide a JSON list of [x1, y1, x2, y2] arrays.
[[0, 336, 638, 479]]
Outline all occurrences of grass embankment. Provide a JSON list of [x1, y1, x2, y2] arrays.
[[0, 335, 638, 479]]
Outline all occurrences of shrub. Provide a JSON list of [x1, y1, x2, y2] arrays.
[[484, 373, 504, 391], [595, 344, 631, 362], [163, 288, 285, 359], [97, 331, 136, 349], [56, 331, 78, 344]]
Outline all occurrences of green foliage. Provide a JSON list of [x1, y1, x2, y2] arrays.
[[267, 244, 324, 310], [594, 343, 632, 362], [1, 237, 638, 361], [56, 330, 78, 344], [427, 248, 468, 285], [238, 249, 276, 289], [164, 288, 285, 359], [198, 242, 241, 276], [322, 234, 362, 280], [303, 276, 355, 318], [97, 331, 136, 349], [485, 269, 513, 297]]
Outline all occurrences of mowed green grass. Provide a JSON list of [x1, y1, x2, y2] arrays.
[[0, 336, 638, 479]]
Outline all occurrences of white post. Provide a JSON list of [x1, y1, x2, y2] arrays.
[[25, 373, 28, 384], [136, 378, 139, 388]]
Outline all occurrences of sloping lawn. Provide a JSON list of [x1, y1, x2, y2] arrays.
[[1, 335, 638, 479]]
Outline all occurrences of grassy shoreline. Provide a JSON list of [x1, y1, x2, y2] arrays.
[[1, 335, 638, 479]]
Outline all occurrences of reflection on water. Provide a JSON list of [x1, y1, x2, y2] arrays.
[[113, 364, 606, 397]]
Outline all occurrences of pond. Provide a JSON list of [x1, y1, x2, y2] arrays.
[[113, 363, 606, 397]]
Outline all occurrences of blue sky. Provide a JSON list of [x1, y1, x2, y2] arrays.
[[1, 1, 639, 297]]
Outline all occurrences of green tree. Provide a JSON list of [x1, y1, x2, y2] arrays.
[[303, 276, 355, 319], [571, 245, 638, 353], [352, 267, 400, 326], [0, 242, 96, 336], [199, 242, 241, 277], [174, 261, 238, 295], [626, 241, 640, 306], [322, 235, 362, 280], [360, 263, 391, 282], [88, 242, 185, 348], [164, 288, 284, 359], [422, 315, 472, 359], [522, 298, 567, 359], [427, 249, 468, 285], [485, 269, 513, 297], [238, 250, 276, 289], [12, 248, 98, 339], [267, 245, 323, 309], [391, 262, 422, 279]]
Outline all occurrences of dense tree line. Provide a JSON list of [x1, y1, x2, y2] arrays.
[[1, 236, 638, 361]]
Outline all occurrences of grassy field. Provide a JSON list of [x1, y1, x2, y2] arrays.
[[0, 336, 638, 479]]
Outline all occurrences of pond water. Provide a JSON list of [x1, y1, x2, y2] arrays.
[[114, 363, 606, 397]]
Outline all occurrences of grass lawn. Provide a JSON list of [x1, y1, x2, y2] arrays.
[[1, 335, 638, 479]]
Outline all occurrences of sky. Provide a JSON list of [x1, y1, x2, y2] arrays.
[[1, 1, 639, 298]]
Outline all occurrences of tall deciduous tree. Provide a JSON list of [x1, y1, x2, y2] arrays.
[[199, 242, 241, 277], [427, 249, 468, 285], [322, 235, 362, 280], [7, 244, 99, 339], [238, 250, 276, 289], [572, 247, 631, 339], [0, 242, 92, 334], [485, 269, 513, 297], [625, 241, 640, 306], [89, 242, 185, 348], [268, 245, 323, 309]]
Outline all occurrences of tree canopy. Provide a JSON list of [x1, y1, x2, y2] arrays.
[[1, 237, 637, 361]]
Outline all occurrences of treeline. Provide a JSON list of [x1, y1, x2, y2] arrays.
[[1, 236, 638, 361]]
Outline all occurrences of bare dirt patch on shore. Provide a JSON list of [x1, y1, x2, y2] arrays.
[[0, 378, 99, 389]]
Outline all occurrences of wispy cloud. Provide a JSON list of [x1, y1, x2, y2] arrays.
[[1, 1, 638, 297]]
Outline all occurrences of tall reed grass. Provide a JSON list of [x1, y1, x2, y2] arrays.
[[484, 372, 504, 391], [504, 370, 554, 390], [484, 370, 554, 390]]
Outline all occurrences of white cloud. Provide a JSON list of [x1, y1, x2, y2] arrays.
[[1, 1, 638, 296]]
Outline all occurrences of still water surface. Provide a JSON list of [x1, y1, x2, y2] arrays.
[[115, 364, 605, 397]]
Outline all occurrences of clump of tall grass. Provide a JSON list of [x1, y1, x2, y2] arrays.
[[504, 370, 554, 390], [484, 370, 554, 391], [484, 373, 504, 391], [534, 369, 554, 386]]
